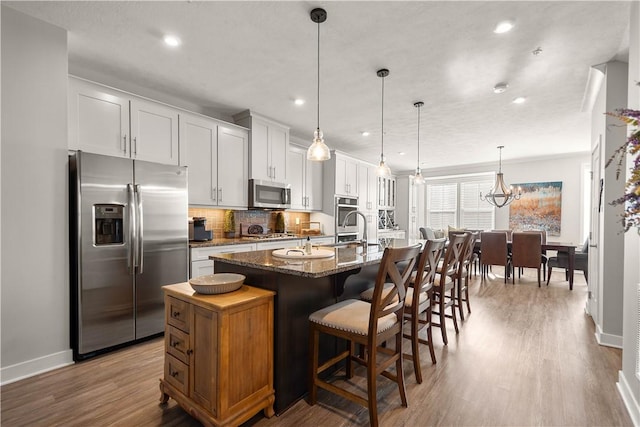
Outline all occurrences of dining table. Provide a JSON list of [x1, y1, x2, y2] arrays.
[[474, 240, 577, 290]]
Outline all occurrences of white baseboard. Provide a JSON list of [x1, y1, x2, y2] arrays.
[[0, 349, 74, 386], [595, 324, 623, 348], [618, 370, 640, 426]]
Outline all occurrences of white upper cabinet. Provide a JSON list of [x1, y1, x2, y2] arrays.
[[334, 153, 358, 196], [288, 145, 323, 211], [69, 77, 179, 165], [182, 112, 248, 208], [216, 125, 248, 207], [182, 114, 217, 205], [69, 77, 129, 158], [233, 110, 289, 183], [358, 162, 378, 212], [130, 97, 179, 165]]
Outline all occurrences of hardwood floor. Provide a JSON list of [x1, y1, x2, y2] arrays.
[[1, 270, 632, 426]]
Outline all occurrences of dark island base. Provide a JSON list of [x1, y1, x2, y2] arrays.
[[214, 260, 379, 415]]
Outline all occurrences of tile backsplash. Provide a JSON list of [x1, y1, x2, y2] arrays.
[[188, 208, 311, 238]]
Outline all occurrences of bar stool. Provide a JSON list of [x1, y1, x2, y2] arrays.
[[432, 232, 467, 345], [308, 244, 421, 427]]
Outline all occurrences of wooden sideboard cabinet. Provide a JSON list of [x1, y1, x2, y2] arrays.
[[160, 282, 275, 427]]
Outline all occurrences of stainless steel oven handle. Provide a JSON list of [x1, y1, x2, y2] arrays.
[[135, 184, 144, 274]]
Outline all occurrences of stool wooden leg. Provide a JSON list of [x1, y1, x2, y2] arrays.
[[396, 331, 408, 407], [308, 326, 319, 405], [411, 311, 422, 384], [367, 348, 379, 427]]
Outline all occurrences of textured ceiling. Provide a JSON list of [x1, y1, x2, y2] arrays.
[[6, 1, 631, 173]]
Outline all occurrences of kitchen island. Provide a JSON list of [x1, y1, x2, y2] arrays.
[[212, 240, 423, 414]]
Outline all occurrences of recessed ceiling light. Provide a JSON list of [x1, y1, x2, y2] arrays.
[[294, 98, 305, 106], [398, 152, 406, 156], [512, 96, 526, 104], [493, 83, 509, 94], [361, 131, 370, 137], [494, 21, 514, 34], [163, 35, 181, 47]]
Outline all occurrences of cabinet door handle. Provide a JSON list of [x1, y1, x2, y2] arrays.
[[218, 188, 222, 201], [133, 137, 138, 155], [122, 135, 127, 154], [211, 187, 217, 201], [268, 166, 272, 178], [273, 166, 276, 179]]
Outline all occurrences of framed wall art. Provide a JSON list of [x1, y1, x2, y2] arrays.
[[509, 181, 562, 236]]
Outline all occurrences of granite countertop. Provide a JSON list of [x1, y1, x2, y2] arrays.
[[210, 238, 427, 278], [189, 234, 332, 248]]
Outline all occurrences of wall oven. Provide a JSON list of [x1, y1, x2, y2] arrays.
[[249, 179, 291, 209], [336, 196, 359, 240]]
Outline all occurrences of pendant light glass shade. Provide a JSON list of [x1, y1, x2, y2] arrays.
[[480, 146, 521, 208], [308, 128, 330, 161], [376, 69, 391, 177], [307, 8, 330, 161], [413, 101, 425, 185]]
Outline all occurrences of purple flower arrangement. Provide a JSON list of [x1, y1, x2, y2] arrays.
[[605, 108, 640, 232]]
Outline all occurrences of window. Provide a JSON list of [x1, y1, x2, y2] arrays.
[[426, 174, 495, 230]]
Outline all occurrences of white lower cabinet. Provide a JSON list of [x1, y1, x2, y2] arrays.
[[310, 236, 336, 245], [189, 244, 256, 278], [256, 239, 301, 250]]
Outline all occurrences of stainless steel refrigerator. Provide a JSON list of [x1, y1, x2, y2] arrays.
[[69, 151, 188, 360]]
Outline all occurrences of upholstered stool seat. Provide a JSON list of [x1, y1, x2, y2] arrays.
[[309, 299, 398, 335]]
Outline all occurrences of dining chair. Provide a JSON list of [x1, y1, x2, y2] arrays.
[[480, 231, 510, 283], [308, 244, 421, 427], [547, 238, 589, 285], [511, 231, 543, 286], [432, 232, 467, 345], [521, 230, 548, 278], [419, 226, 436, 240]]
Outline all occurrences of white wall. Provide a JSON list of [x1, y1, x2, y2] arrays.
[[1, 7, 72, 383], [420, 152, 590, 246], [618, 2, 640, 424]]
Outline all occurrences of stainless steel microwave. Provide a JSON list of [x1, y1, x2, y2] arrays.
[[248, 179, 291, 209]]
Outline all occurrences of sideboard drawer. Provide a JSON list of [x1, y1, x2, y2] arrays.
[[167, 296, 190, 333], [166, 325, 190, 365], [165, 354, 189, 395]]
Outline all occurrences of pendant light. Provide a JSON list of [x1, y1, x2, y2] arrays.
[[413, 101, 425, 185], [376, 69, 391, 177], [307, 8, 331, 161], [480, 145, 522, 208]]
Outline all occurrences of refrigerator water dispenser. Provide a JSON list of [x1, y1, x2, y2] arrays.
[[94, 204, 124, 245]]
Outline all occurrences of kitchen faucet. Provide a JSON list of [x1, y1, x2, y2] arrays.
[[342, 210, 368, 247]]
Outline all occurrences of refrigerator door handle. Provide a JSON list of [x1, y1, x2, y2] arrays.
[[127, 183, 136, 274], [135, 184, 144, 274]]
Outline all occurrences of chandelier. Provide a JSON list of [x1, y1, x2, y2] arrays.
[[480, 145, 521, 208]]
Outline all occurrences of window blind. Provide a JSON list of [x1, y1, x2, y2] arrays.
[[426, 183, 457, 230], [425, 174, 495, 231]]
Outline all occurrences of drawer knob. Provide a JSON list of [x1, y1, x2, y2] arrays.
[[170, 369, 179, 378], [170, 340, 180, 348], [172, 311, 180, 317], [186, 349, 193, 356]]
